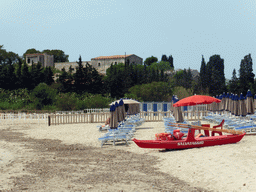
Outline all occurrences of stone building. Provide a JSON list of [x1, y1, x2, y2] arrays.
[[90, 54, 143, 74], [54, 61, 92, 73], [54, 54, 143, 75], [26, 53, 54, 67]]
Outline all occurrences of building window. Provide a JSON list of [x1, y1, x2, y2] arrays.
[[28, 58, 30, 63], [98, 63, 101, 67], [115, 62, 117, 65]]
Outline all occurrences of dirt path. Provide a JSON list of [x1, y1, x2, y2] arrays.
[[0, 127, 209, 192]]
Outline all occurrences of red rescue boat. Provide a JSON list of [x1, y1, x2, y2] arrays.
[[133, 123, 246, 150]]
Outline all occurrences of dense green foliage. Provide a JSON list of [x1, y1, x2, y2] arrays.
[[23, 48, 69, 62], [104, 63, 169, 98], [125, 81, 173, 101], [1, 45, 256, 110]]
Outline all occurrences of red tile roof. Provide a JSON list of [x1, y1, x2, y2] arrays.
[[91, 54, 133, 60]]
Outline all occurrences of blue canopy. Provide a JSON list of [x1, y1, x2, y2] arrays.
[[246, 90, 253, 97], [119, 99, 124, 106], [110, 104, 116, 112], [239, 94, 245, 100]]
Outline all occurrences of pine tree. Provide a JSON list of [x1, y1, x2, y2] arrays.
[[7, 63, 17, 90], [74, 55, 85, 94], [206, 55, 225, 95], [44, 67, 54, 85], [161, 55, 168, 62], [168, 55, 174, 68], [16, 58, 22, 89], [200, 55, 207, 92], [228, 69, 239, 94], [21, 62, 31, 89], [239, 54, 255, 95]]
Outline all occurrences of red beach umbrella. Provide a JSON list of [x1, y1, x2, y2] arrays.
[[173, 95, 221, 107]]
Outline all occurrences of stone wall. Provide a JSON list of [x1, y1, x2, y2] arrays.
[[54, 61, 92, 72], [91, 58, 125, 74], [26, 53, 54, 67], [54, 54, 143, 75]]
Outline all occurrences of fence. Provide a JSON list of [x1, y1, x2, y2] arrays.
[[48, 110, 210, 125], [0, 113, 48, 125], [0, 110, 211, 126], [48, 112, 110, 126], [55, 108, 109, 114]]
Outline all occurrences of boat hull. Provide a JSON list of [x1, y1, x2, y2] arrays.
[[133, 133, 246, 149]]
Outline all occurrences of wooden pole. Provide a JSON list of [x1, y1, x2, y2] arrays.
[[48, 115, 51, 126], [168, 122, 244, 135]]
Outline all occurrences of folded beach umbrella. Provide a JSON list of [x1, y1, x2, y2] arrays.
[[119, 99, 126, 121], [239, 94, 247, 117], [170, 95, 177, 112], [231, 94, 234, 114], [220, 94, 225, 111], [110, 104, 118, 129], [234, 94, 240, 116], [109, 104, 114, 128], [225, 93, 230, 111], [115, 101, 121, 122], [217, 95, 221, 112], [254, 94, 256, 110], [246, 90, 254, 114]]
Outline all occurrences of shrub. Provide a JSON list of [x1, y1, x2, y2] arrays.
[[125, 81, 173, 101], [31, 83, 57, 109], [173, 86, 193, 100], [55, 92, 78, 111]]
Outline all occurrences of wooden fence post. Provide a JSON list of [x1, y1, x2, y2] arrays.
[[48, 115, 51, 126]]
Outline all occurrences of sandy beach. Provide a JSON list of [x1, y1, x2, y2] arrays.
[[0, 120, 256, 192]]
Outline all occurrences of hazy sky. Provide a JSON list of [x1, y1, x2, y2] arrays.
[[1, 0, 255, 79]]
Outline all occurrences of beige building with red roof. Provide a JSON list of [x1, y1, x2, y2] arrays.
[[26, 53, 54, 67], [90, 54, 143, 74], [54, 54, 143, 75]]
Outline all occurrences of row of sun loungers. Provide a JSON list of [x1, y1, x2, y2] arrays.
[[98, 115, 145, 147], [163, 115, 189, 134], [203, 112, 256, 134]]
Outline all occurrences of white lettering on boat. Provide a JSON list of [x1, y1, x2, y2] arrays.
[[177, 141, 204, 146]]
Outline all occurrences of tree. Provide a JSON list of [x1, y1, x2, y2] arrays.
[[23, 48, 40, 59], [21, 62, 31, 89], [57, 67, 70, 92], [73, 55, 85, 94], [31, 83, 57, 109], [206, 55, 226, 96], [161, 54, 168, 62], [15, 58, 23, 88], [184, 68, 193, 89], [228, 69, 239, 94], [0, 45, 19, 65], [144, 56, 158, 66], [6, 62, 17, 90], [199, 55, 207, 92], [44, 67, 54, 85], [125, 81, 173, 101], [239, 54, 255, 95], [150, 61, 172, 71], [30, 62, 44, 89], [168, 55, 174, 68], [42, 49, 69, 62]]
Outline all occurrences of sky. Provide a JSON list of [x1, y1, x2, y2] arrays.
[[0, 0, 255, 79]]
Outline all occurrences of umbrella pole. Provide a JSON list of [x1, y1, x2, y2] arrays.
[[198, 105, 199, 123]]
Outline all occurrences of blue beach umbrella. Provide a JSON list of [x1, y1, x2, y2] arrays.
[[239, 93, 247, 117], [246, 90, 254, 114], [110, 104, 118, 129], [119, 99, 126, 121]]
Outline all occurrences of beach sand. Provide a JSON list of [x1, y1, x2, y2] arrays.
[[0, 120, 255, 191]]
